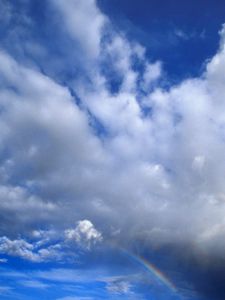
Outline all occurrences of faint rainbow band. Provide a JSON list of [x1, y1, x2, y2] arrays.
[[120, 248, 177, 293]]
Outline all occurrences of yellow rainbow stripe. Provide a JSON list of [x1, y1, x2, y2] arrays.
[[139, 256, 177, 292], [121, 249, 177, 293]]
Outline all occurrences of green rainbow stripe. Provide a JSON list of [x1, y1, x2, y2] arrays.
[[121, 248, 177, 293]]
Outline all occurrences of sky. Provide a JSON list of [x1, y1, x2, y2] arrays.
[[1, 0, 225, 299]]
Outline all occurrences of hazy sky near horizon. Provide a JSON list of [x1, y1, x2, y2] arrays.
[[1, 0, 225, 299]]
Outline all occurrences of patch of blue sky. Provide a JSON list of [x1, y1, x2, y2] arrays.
[[98, 0, 225, 82]]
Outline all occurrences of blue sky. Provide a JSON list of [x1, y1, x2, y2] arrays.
[[98, 0, 225, 81], [1, 0, 225, 299]]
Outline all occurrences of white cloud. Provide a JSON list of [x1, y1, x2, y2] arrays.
[[192, 155, 205, 170], [0, 184, 56, 231], [20, 279, 49, 289], [0, 221, 102, 261], [143, 61, 162, 89], [1, 0, 225, 268], [56, 297, 93, 300], [103, 35, 139, 92], [65, 220, 102, 249], [0, 236, 65, 262], [51, 0, 106, 59], [0, 236, 39, 262], [107, 280, 132, 294]]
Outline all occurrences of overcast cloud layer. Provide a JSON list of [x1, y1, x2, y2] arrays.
[[1, 0, 225, 299]]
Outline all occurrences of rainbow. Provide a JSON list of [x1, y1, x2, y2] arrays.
[[120, 249, 177, 293]]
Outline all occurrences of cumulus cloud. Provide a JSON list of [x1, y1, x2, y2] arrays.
[[0, 220, 102, 262], [0, 236, 65, 262], [65, 220, 102, 250], [0, 236, 40, 262]]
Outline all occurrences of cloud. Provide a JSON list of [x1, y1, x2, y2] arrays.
[[0, 220, 101, 261], [0, 236, 40, 262], [56, 297, 94, 300], [106, 280, 132, 294], [0, 235, 64, 262], [51, 0, 106, 59], [0, 184, 56, 235], [1, 0, 225, 298], [142, 61, 162, 89], [0, 0, 12, 25], [0, 1, 224, 258], [1, 265, 139, 297], [65, 220, 102, 250], [0, 49, 106, 234], [0, 1, 218, 252], [0, 285, 12, 295], [20, 279, 49, 289]]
